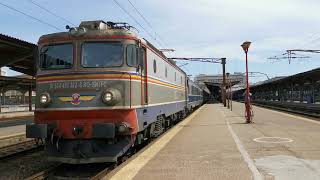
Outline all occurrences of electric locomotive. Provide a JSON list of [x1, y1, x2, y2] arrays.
[[26, 20, 190, 164]]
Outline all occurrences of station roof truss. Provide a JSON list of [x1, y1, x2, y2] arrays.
[[268, 49, 320, 64], [250, 67, 320, 90], [0, 34, 37, 76], [0, 75, 35, 92], [268, 52, 311, 64], [168, 57, 226, 64]]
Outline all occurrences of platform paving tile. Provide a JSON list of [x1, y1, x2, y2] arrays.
[[0, 125, 26, 148], [109, 102, 320, 180], [131, 104, 252, 180], [223, 102, 320, 180], [0, 125, 25, 138]]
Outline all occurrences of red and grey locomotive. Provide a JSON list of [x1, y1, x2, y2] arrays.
[[26, 20, 207, 164]]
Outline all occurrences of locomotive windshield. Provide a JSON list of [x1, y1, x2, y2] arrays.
[[40, 43, 73, 70], [81, 42, 123, 67]]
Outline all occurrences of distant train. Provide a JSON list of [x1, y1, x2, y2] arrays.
[[187, 79, 210, 112], [26, 20, 210, 164]]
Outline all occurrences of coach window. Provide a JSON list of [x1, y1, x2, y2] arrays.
[[181, 76, 183, 84], [153, 59, 157, 73], [174, 72, 176, 81], [126, 44, 137, 67]]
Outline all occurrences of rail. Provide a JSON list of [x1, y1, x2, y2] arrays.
[[0, 138, 42, 159], [25, 163, 114, 180], [25, 164, 62, 180], [252, 101, 320, 118], [122, 72, 133, 108], [236, 100, 320, 118]]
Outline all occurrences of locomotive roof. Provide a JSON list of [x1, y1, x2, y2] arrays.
[[38, 28, 137, 43], [38, 20, 186, 75], [142, 38, 185, 74]]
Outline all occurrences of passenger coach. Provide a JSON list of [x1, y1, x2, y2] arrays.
[[187, 79, 203, 112]]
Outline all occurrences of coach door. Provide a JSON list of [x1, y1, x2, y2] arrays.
[[138, 47, 148, 105]]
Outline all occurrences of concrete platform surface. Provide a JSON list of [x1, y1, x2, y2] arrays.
[[0, 125, 25, 138], [0, 125, 26, 148], [107, 102, 320, 180], [0, 117, 33, 128], [228, 102, 320, 180], [0, 111, 33, 120]]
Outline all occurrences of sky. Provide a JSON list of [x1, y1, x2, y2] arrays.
[[1, 0, 320, 83]]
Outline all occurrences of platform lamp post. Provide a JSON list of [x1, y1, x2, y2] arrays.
[[221, 58, 227, 107], [241, 41, 253, 123], [226, 72, 230, 109]]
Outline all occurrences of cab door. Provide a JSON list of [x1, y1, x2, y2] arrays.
[[138, 47, 148, 105]]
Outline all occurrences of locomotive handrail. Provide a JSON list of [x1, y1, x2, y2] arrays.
[[121, 72, 132, 108]]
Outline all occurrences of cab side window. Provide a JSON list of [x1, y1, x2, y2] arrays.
[[126, 44, 137, 67]]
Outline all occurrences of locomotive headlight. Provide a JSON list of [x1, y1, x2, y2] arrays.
[[102, 88, 121, 105], [104, 92, 113, 102], [77, 27, 87, 35], [39, 93, 51, 105], [69, 27, 78, 35], [40, 95, 48, 103], [69, 27, 86, 36]]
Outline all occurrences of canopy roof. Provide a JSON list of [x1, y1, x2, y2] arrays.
[[0, 34, 36, 76], [0, 75, 35, 92]]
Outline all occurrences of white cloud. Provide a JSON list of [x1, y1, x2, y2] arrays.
[[2, 0, 320, 76]]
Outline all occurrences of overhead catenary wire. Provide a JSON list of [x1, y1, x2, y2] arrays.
[[27, 0, 76, 26], [112, 0, 164, 48], [0, 1, 62, 31], [269, 28, 320, 63], [298, 33, 320, 48], [304, 36, 320, 47], [126, 0, 167, 47]]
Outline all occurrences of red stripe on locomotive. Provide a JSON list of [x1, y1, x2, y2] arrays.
[[35, 109, 138, 139]]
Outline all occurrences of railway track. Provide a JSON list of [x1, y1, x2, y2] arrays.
[[0, 136, 43, 159], [25, 164, 61, 180], [251, 101, 320, 118], [24, 127, 158, 179], [24, 107, 201, 179], [25, 163, 115, 180]]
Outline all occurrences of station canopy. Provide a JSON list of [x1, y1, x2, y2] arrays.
[[0, 34, 36, 92], [0, 34, 37, 76], [0, 75, 35, 92], [251, 67, 320, 89]]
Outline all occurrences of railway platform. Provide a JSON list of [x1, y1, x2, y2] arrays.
[[0, 125, 26, 148], [0, 113, 33, 148], [107, 102, 320, 180], [0, 125, 25, 138], [0, 111, 33, 121], [0, 114, 33, 145]]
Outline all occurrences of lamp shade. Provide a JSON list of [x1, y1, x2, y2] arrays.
[[241, 41, 251, 51]]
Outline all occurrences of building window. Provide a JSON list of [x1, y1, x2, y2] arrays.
[[181, 76, 183, 84], [175, 72, 176, 81], [153, 59, 157, 73]]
